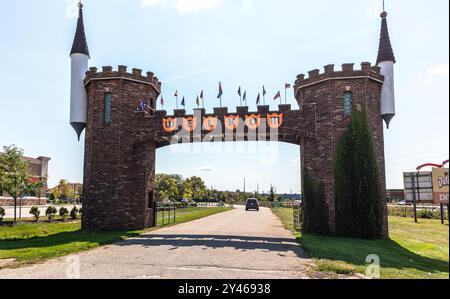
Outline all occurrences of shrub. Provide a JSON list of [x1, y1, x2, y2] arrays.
[[302, 168, 329, 234], [45, 206, 57, 222], [70, 206, 79, 220], [419, 210, 435, 219], [29, 206, 41, 222], [333, 107, 385, 239], [0, 207, 5, 223], [59, 207, 69, 221]]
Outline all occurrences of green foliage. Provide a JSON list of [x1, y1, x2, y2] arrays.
[[51, 180, 80, 203], [185, 176, 207, 200], [333, 107, 385, 239], [267, 186, 276, 202], [419, 210, 435, 219], [70, 206, 79, 220], [45, 206, 57, 222], [155, 174, 182, 201], [29, 206, 41, 222], [302, 168, 329, 234], [0, 207, 5, 222], [59, 207, 69, 221], [0, 145, 45, 223]]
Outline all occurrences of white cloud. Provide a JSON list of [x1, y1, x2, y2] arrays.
[[141, 0, 223, 14], [426, 64, 449, 77], [197, 166, 216, 172], [65, 0, 79, 19], [365, 0, 381, 18], [141, 0, 167, 6], [162, 65, 226, 83]]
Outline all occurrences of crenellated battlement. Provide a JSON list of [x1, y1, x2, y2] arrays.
[[84, 65, 161, 92], [151, 104, 296, 119], [294, 62, 383, 95]]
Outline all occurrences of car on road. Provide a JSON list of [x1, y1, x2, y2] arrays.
[[245, 198, 260, 211]]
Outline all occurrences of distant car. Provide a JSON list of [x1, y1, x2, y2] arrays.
[[245, 198, 260, 211], [397, 201, 407, 206]]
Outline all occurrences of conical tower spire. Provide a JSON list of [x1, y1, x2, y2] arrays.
[[376, 10, 396, 65], [70, 1, 90, 58], [376, 4, 397, 130], [69, 0, 90, 141]]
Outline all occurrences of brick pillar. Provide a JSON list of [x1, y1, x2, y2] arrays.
[[82, 66, 161, 231]]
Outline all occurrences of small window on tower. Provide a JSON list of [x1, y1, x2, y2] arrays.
[[343, 92, 353, 116], [104, 93, 112, 124]]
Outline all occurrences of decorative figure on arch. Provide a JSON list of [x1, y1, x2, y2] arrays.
[[245, 114, 261, 130], [182, 117, 197, 132], [224, 115, 240, 130], [203, 116, 218, 131], [163, 117, 177, 132], [267, 113, 283, 129]]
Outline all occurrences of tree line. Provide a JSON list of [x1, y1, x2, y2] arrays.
[[156, 174, 282, 203]]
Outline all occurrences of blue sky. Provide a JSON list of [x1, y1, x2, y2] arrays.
[[0, 0, 448, 193]]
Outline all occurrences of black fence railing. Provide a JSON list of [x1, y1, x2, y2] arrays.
[[156, 203, 176, 227]]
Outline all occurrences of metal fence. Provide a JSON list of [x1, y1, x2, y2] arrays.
[[388, 204, 448, 222], [156, 203, 176, 227], [293, 204, 302, 231]]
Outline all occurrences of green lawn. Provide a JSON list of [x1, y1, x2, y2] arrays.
[[271, 208, 449, 279], [0, 207, 231, 268], [157, 207, 232, 227]]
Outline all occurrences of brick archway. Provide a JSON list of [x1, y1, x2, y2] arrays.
[[81, 63, 388, 238]]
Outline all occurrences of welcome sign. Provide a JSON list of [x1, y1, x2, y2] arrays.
[[163, 113, 284, 133], [432, 168, 449, 204]]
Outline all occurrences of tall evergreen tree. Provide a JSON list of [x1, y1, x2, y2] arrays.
[[302, 168, 329, 234], [333, 107, 385, 239]]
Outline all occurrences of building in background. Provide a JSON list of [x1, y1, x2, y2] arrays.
[[403, 168, 449, 205], [386, 189, 405, 203], [0, 156, 50, 206]]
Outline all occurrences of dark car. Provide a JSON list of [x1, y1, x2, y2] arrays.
[[245, 198, 260, 211]]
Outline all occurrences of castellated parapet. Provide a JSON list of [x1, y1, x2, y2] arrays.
[[84, 65, 162, 93], [294, 62, 384, 98]]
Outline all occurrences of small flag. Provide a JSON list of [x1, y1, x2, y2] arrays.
[[285, 83, 291, 89], [181, 96, 186, 107], [243, 91, 247, 102], [196, 95, 200, 108], [200, 90, 204, 99], [256, 93, 261, 105], [263, 86, 267, 96], [174, 90, 179, 97], [160, 95, 164, 106], [274, 91, 281, 100], [237, 86, 242, 96], [217, 82, 223, 99]]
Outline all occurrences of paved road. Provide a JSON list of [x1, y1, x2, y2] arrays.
[[0, 206, 318, 279]]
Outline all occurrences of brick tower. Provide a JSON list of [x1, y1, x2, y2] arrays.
[[294, 63, 388, 237], [81, 66, 161, 230]]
